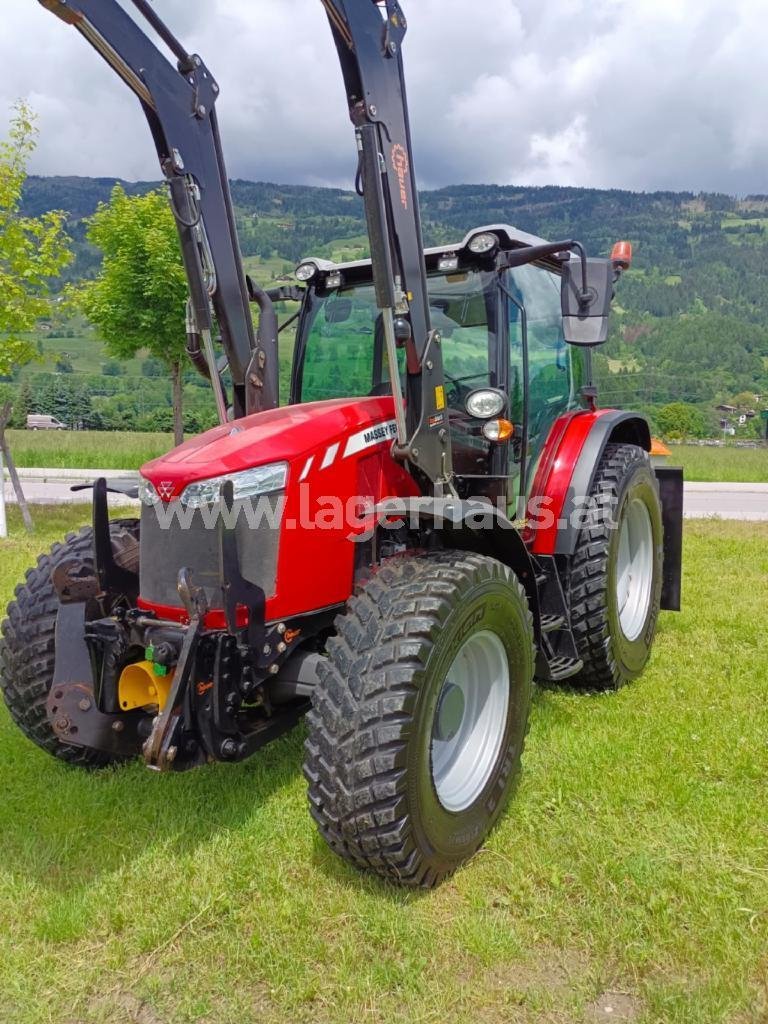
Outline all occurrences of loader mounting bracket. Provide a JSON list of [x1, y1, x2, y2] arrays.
[[47, 681, 150, 759]]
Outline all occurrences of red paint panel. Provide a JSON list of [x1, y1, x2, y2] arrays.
[[137, 395, 418, 624], [140, 395, 401, 498], [527, 408, 615, 556]]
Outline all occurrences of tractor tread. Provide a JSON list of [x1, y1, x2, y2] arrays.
[[0, 520, 140, 767], [303, 550, 533, 888], [568, 443, 655, 690]]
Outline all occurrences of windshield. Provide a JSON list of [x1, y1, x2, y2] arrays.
[[295, 268, 497, 405]]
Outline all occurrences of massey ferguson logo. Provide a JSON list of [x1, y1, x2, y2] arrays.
[[157, 481, 175, 500], [391, 144, 409, 210]]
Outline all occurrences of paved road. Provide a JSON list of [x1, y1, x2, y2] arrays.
[[682, 482, 768, 521], [2, 469, 140, 508], [3, 470, 767, 519]]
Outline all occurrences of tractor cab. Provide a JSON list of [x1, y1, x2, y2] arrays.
[[288, 224, 591, 511]]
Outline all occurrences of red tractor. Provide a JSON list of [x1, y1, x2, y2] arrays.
[[2, 0, 682, 887]]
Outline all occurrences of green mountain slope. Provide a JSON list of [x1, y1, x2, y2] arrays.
[[12, 176, 768, 434]]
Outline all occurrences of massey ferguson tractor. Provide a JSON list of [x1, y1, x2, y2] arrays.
[[1, 0, 682, 887]]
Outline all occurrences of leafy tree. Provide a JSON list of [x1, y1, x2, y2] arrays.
[[656, 402, 707, 440], [0, 103, 72, 375], [102, 359, 123, 377], [75, 186, 189, 444], [55, 354, 74, 374], [141, 356, 163, 377]]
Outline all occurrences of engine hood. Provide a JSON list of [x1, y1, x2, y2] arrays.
[[140, 396, 397, 498]]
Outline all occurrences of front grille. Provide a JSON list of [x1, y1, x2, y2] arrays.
[[139, 496, 282, 609]]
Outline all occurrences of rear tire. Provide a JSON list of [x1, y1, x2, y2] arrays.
[[304, 551, 534, 888], [569, 443, 663, 690], [0, 520, 140, 767]]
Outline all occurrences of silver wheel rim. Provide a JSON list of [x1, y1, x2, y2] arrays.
[[615, 497, 654, 642], [430, 629, 510, 812]]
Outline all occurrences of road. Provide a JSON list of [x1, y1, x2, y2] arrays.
[[3, 470, 767, 519], [682, 482, 768, 521]]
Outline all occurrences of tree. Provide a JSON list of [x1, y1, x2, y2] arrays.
[[75, 186, 189, 444], [0, 103, 73, 376], [656, 402, 707, 440]]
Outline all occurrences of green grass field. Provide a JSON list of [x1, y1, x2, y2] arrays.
[[6, 429, 768, 482], [6, 429, 174, 470], [661, 444, 768, 483], [0, 508, 766, 1023]]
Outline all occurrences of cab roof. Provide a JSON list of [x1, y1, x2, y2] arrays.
[[299, 224, 551, 276]]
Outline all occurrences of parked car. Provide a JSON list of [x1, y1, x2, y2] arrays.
[[26, 414, 67, 431]]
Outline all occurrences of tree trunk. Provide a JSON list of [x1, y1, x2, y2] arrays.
[[171, 360, 184, 446], [0, 401, 33, 533]]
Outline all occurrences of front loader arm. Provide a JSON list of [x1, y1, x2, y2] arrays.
[[321, 0, 453, 492], [38, 0, 277, 420]]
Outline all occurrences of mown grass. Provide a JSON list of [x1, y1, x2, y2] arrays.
[[662, 444, 768, 484], [6, 429, 768, 483], [0, 508, 766, 1023], [5, 429, 173, 470]]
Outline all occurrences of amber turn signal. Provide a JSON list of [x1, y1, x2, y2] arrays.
[[482, 419, 514, 443], [611, 240, 633, 270]]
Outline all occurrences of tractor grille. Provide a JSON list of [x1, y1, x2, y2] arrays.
[[139, 496, 283, 610]]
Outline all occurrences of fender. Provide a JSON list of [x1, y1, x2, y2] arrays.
[[528, 409, 651, 557], [375, 497, 542, 641]]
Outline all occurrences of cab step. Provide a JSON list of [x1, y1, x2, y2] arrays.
[[546, 656, 584, 681], [540, 613, 566, 633]]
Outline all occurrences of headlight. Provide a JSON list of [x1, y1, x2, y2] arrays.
[[138, 477, 161, 506], [295, 261, 317, 282], [468, 231, 499, 255], [465, 388, 506, 419], [180, 462, 288, 508]]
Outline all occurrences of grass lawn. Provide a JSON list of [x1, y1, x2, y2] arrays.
[[5, 429, 174, 470], [661, 445, 768, 484], [6, 429, 768, 483], [0, 508, 766, 1023]]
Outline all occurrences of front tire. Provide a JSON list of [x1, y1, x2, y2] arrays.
[[0, 521, 140, 767], [569, 443, 663, 690], [304, 551, 534, 888]]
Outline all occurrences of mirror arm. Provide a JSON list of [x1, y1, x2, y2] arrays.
[[503, 238, 589, 302]]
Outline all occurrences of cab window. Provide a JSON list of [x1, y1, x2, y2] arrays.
[[298, 269, 496, 405]]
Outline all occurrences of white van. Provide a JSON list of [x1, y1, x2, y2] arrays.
[[27, 414, 67, 431]]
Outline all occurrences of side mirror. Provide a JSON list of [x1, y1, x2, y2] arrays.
[[561, 257, 613, 346]]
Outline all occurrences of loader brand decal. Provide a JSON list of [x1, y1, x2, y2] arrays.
[[343, 419, 399, 458], [428, 412, 445, 428], [157, 481, 175, 500], [391, 144, 409, 210]]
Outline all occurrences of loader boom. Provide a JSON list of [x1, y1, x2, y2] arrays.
[[321, 0, 453, 490], [39, 0, 451, 489], [37, 0, 274, 420]]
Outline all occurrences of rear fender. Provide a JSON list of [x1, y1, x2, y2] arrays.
[[528, 410, 651, 558], [376, 497, 542, 641]]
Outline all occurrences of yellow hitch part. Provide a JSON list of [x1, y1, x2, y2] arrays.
[[118, 661, 173, 712]]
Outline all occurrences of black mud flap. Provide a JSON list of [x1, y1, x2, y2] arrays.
[[655, 466, 683, 611]]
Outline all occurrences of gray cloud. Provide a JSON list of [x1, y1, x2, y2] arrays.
[[2, 0, 766, 194]]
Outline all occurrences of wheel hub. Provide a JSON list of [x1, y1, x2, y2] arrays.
[[430, 629, 510, 812], [434, 683, 465, 742], [615, 496, 654, 641]]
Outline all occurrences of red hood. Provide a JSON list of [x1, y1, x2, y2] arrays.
[[140, 396, 397, 497]]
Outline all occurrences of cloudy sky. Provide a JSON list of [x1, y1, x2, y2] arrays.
[[2, 0, 767, 195]]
